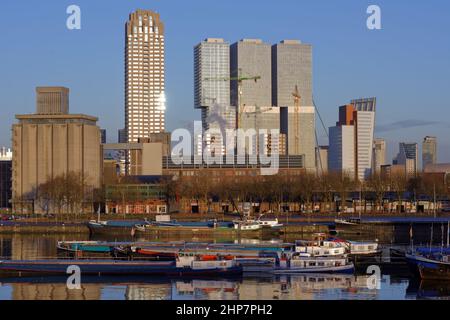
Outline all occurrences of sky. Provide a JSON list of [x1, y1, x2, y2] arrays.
[[0, 0, 449, 165]]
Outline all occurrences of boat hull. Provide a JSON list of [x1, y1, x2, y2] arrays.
[[0, 260, 243, 277], [273, 263, 355, 274]]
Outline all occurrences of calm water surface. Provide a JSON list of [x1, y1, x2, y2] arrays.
[[0, 228, 445, 300]]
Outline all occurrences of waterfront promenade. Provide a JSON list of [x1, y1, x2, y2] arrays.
[[1, 212, 450, 234]]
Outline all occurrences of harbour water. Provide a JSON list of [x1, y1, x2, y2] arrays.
[[0, 224, 448, 300]]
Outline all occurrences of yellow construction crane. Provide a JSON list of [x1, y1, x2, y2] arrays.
[[292, 85, 301, 155], [204, 68, 261, 128]]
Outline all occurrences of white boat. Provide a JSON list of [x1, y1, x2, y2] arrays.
[[305, 233, 380, 256], [294, 243, 347, 257], [233, 221, 262, 231], [247, 215, 283, 229], [323, 238, 380, 256], [274, 254, 354, 274], [334, 218, 361, 226]]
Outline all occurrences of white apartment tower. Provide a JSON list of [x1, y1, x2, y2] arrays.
[[125, 10, 165, 144], [351, 98, 376, 181]]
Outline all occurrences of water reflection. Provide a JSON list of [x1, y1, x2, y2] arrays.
[[0, 232, 440, 300], [0, 275, 411, 300]]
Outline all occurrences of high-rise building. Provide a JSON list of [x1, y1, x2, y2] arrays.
[[125, 9, 165, 144], [328, 125, 355, 177], [395, 142, 419, 177], [194, 38, 234, 156], [12, 88, 102, 213], [329, 105, 356, 177], [422, 136, 437, 171], [36, 87, 69, 115], [271, 40, 313, 107], [351, 98, 376, 181], [328, 98, 376, 181], [272, 40, 315, 170], [372, 138, 386, 174], [194, 38, 230, 110], [230, 39, 272, 108], [280, 106, 315, 170]]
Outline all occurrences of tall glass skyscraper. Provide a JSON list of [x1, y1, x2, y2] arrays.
[[194, 38, 234, 156], [125, 9, 165, 144]]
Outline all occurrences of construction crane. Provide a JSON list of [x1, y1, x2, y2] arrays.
[[292, 85, 301, 155], [204, 68, 261, 129]]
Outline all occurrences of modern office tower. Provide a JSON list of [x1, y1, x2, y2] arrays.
[[271, 40, 315, 170], [194, 38, 230, 110], [125, 9, 165, 144], [395, 142, 419, 177], [12, 88, 102, 213], [230, 39, 272, 108], [0, 148, 12, 208], [194, 38, 234, 156], [280, 106, 315, 170], [36, 87, 69, 115], [328, 125, 355, 177], [351, 98, 376, 181], [316, 146, 329, 174], [272, 40, 313, 107], [238, 107, 280, 156], [422, 136, 437, 171], [329, 105, 356, 177], [372, 138, 387, 174]]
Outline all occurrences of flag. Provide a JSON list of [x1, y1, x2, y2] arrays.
[[409, 225, 413, 239]]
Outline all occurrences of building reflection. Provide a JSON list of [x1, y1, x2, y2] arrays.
[[11, 283, 101, 300], [125, 284, 171, 300]]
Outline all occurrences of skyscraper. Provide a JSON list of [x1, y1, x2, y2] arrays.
[[271, 40, 313, 107], [351, 98, 376, 181], [328, 99, 376, 181], [422, 136, 437, 171], [230, 39, 272, 108], [125, 9, 165, 144], [372, 138, 386, 174], [194, 38, 230, 110], [328, 125, 355, 177], [273, 40, 315, 170]]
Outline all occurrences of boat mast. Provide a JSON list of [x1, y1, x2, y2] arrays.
[[447, 220, 450, 248]]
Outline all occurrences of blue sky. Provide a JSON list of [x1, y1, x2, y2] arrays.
[[0, 0, 449, 164]]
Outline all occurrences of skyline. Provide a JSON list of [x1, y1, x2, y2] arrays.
[[1, 1, 449, 165]]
